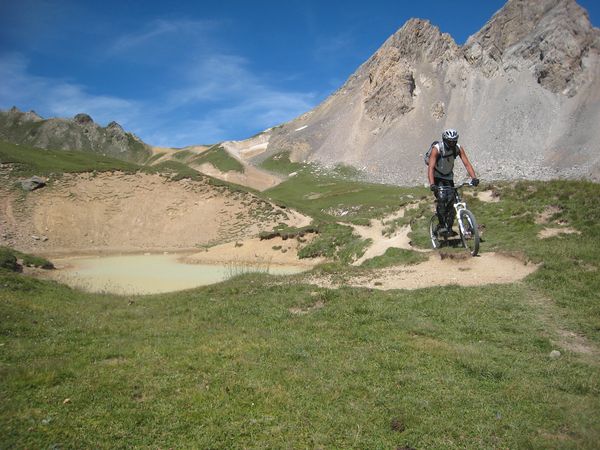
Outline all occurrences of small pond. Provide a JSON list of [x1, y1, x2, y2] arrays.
[[49, 253, 307, 295]]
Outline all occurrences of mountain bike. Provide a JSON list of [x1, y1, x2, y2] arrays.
[[429, 182, 480, 256]]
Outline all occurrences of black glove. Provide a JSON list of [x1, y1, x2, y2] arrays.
[[430, 184, 437, 192], [471, 178, 479, 187]]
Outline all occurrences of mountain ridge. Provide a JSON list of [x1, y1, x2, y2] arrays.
[[261, 0, 600, 185], [0, 106, 151, 164]]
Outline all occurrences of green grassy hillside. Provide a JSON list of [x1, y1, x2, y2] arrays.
[[190, 145, 244, 173], [1, 178, 599, 448], [0, 140, 140, 176]]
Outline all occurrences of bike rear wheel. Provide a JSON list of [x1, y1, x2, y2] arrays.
[[429, 215, 441, 249], [458, 209, 480, 256]]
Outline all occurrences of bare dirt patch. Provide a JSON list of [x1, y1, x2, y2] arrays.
[[193, 162, 282, 192], [309, 252, 537, 290], [538, 227, 581, 239], [535, 205, 563, 224], [351, 203, 424, 266], [0, 171, 309, 256], [472, 189, 500, 203]]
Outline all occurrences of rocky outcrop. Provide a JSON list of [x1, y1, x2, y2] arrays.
[[361, 20, 459, 122], [0, 108, 151, 163], [264, 0, 600, 185], [463, 0, 600, 96]]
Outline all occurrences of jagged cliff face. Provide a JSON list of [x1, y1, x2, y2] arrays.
[[265, 0, 600, 185], [0, 107, 151, 163]]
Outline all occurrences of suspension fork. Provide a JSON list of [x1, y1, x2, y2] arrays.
[[454, 202, 467, 234]]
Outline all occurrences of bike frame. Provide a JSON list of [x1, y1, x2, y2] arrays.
[[435, 182, 471, 229], [431, 181, 479, 254]]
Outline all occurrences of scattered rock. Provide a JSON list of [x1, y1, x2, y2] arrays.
[[21, 176, 46, 191], [431, 101, 445, 120], [549, 350, 561, 359]]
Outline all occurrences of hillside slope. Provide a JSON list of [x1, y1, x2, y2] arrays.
[[263, 0, 600, 185], [0, 107, 151, 163], [0, 170, 302, 255]]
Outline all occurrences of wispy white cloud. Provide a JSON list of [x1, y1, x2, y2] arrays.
[[145, 118, 227, 148], [0, 50, 317, 147], [0, 53, 140, 125], [106, 18, 220, 59], [313, 32, 356, 62], [166, 53, 317, 137]]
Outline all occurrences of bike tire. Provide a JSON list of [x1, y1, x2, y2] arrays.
[[458, 209, 480, 256], [429, 215, 441, 249]]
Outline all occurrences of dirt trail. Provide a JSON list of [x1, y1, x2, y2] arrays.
[[336, 196, 537, 290], [193, 161, 283, 192], [351, 203, 422, 266], [310, 252, 537, 290]]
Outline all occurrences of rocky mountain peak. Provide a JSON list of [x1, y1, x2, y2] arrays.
[[107, 121, 124, 132], [73, 113, 94, 125], [265, 0, 600, 185], [5, 106, 43, 123], [463, 0, 600, 95], [359, 19, 459, 123], [381, 18, 459, 64]]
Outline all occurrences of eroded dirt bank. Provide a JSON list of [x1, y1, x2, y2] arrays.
[[0, 171, 310, 256]]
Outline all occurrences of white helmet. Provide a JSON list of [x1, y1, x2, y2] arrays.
[[442, 129, 459, 142]]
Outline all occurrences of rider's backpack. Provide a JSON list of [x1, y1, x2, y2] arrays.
[[424, 141, 459, 166]]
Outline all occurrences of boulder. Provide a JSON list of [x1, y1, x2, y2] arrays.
[[20, 176, 46, 191]]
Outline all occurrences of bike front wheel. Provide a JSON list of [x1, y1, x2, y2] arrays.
[[458, 209, 480, 256], [429, 215, 441, 249]]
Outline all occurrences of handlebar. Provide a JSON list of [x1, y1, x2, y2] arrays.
[[432, 181, 476, 191]]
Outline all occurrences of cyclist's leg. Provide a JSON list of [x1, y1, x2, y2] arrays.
[[434, 179, 453, 232], [446, 179, 456, 230]]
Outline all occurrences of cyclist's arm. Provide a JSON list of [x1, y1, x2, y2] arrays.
[[458, 146, 477, 179], [428, 145, 439, 185]]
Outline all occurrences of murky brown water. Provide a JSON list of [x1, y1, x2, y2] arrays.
[[49, 253, 307, 295]]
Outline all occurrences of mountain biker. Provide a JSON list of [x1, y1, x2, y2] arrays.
[[428, 129, 479, 237]]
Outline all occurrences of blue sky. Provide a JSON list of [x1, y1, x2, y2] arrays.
[[1, 0, 598, 147]]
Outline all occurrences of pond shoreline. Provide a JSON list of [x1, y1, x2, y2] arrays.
[[34, 252, 310, 295]]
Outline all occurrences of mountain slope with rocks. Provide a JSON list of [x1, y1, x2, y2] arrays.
[[262, 0, 600, 185], [0, 107, 151, 163]]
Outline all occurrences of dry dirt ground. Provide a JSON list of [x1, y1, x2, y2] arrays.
[[534, 204, 582, 239], [308, 252, 537, 291], [1, 172, 538, 289], [0, 171, 310, 260]]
